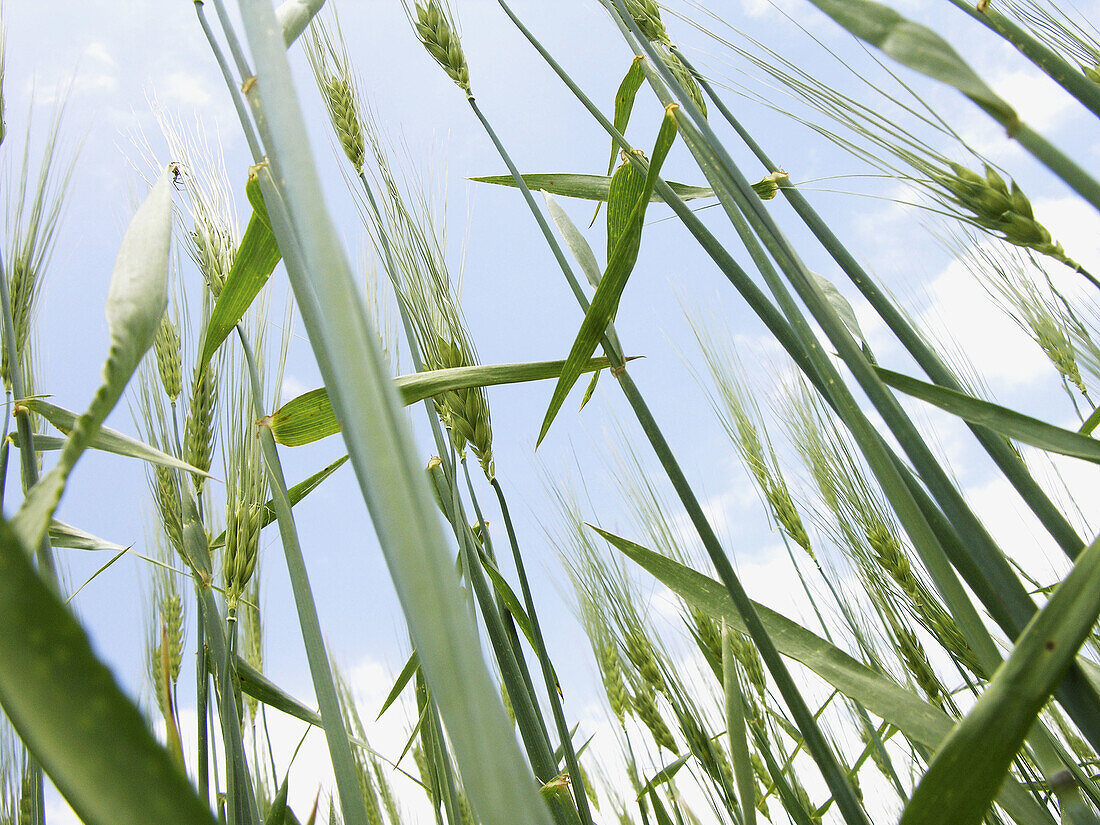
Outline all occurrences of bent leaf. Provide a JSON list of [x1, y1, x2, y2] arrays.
[[471, 173, 713, 202], [636, 754, 691, 799], [236, 657, 322, 727], [0, 516, 216, 825], [198, 172, 281, 372], [875, 366, 1100, 463], [270, 358, 617, 446], [538, 107, 678, 445], [378, 650, 419, 720], [24, 399, 212, 478], [49, 520, 127, 553]]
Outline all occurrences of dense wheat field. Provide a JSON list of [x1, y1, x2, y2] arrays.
[[1, 1, 1100, 825]]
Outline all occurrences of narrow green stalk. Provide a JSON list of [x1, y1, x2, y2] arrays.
[[237, 326, 370, 825], [942, 0, 1100, 120], [177, 490, 259, 825], [196, 589, 210, 804], [459, 460, 552, 751], [0, 245, 54, 580], [193, 2, 263, 163], [491, 475, 595, 825], [670, 43, 1086, 563], [222, 612, 241, 825], [440, 454, 562, 792], [0, 235, 50, 825], [208, 0, 253, 87]]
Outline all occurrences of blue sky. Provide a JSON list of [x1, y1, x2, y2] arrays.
[[5, 0, 1100, 822]]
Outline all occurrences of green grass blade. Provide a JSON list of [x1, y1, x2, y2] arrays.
[[538, 107, 678, 445], [594, 524, 952, 747], [0, 515, 216, 825], [377, 650, 419, 720], [64, 548, 128, 605], [265, 773, 289, 825], [1080, 404, 1100, 435], [900, 533, 1100, 825], [636, 754, 691, 798], [875, 366, 1100, 463], [477, 549, 540, 652], [608, 57, 645, 177], [235, 4, 554, 824], [19, 434, 64, 452], [471, 172, 713, 202], [210, 454, 348, 549], [13, 166, 172, 553], [235, 656, 321, 727], [198, 174, 280, 372], [723, 623, 756, 825], [802, 0, 1014, 120], [48, 519, 126, 552], [24, 399, 213, 478], [269, 358, 617, 446], [646, 788, 677, 825], [545, 193, 603, 290], [596, 525, 1052, 825]]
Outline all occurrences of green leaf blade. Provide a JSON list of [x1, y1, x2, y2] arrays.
[[875, 366, 1100, 463], [538, 108, 679, 445], [0, 516, 216, 825], [804, 0, 1015, 120], [270, 358, 618, 446], [471, 173, 713, 202], [199, 175, 281, 371]]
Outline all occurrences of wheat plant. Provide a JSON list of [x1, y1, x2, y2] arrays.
[[0, 2, 1098, 825]]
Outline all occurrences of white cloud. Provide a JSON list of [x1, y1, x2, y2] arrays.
[[279, 374, 310, 406], [85, 42, 116, 67], [917, 253, 1051, 388], [161, 72, 213, 108], [992, 68, 1075, 133]]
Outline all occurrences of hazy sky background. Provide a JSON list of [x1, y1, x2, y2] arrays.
[[5, 0, 1100, 822]]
